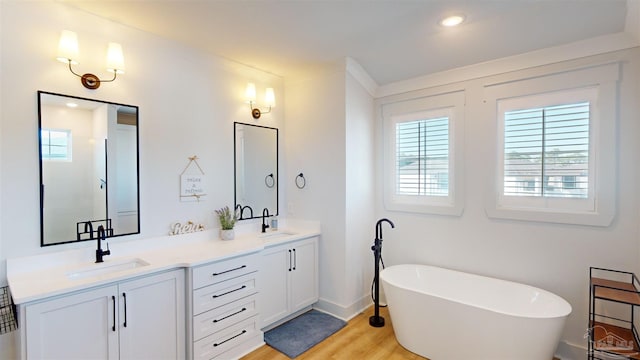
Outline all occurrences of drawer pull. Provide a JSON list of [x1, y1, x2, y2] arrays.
[[213, 307, 247, 323], [212, 265, 247, 276], [213, 329, 247, 347], [212, 285, 247, 299]]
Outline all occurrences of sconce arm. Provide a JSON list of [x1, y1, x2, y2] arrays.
[[66, 59, 118, 89]]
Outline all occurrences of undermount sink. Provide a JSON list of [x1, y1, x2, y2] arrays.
[[258, 231, 297, 239], [66, 258, 149, 280]]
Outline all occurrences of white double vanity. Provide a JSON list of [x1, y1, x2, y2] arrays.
[[7, 222, 320, 360]]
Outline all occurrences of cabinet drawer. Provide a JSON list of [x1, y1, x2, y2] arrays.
[[193, 253, 259, 289], [193, 273, 257, 315], [193, 294, 258, 341], [193, 315, 259, 360]]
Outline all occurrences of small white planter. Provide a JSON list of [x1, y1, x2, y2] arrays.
[[220, 229, 235, 240]]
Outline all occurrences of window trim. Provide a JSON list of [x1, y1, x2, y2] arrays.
[[484, 62, 619, 226], [497, 87, 597, 212], [382, 90, 465, 216]]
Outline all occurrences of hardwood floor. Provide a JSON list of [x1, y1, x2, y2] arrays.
[[241, 306, 563, 360], [241, 306, 426, 360]]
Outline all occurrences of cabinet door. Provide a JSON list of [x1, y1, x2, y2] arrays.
[[259, 245, 290, 328], [118, 269, 185, 360], [290, 237, 318, 312], [25, 285, 119, 360]]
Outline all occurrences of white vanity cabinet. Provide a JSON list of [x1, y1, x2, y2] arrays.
[[188, 251, 263, 360], [19, 269, 185, 360], [260, 236, 318, 328]]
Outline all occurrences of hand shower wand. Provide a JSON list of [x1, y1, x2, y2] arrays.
[[370, 218, 395, 327]]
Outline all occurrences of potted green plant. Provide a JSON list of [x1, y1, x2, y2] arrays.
[[215, 206, 237, 240]]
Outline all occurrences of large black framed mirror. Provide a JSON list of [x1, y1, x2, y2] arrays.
[[38, 91, 140, 246], [234, 122, 278, 220]]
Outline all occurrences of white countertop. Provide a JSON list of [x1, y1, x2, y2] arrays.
[[7, 221, 320, 304]]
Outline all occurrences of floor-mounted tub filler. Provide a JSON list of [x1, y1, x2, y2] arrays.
[[381, 264, 571, 360]]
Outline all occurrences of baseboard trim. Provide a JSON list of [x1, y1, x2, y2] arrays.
[[555, 340, 586, 360], [261, 306, 313, 332], [313, 295, 373, 322]]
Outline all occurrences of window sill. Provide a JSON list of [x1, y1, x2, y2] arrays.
[[484, 204, 614, 227], [385, 199, 464, 217]]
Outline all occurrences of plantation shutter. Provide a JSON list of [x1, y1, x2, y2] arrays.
[[503, 102, 589, 198], [395, 117, 449, 196]]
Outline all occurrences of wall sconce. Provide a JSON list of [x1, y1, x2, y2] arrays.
[[245, 83, 275, 119], [56, 30, 125, 90]]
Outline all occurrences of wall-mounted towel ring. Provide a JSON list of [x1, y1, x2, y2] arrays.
[[264, 173, 275, 188], [295, 173, 306, 189]]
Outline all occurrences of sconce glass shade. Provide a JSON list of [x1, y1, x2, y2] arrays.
[[245, 83, 257, 102], [106, 42, 125, 74], [56, 30, 79, 64], [264, 88, 276, 107]]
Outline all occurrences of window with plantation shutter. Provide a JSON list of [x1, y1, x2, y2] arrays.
[[503, 101, 589, 199], [486, 75, 622, 227], [382, 90, 465, 216]]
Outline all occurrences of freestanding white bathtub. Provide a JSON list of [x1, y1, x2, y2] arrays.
[[380, 264, 571, 360]]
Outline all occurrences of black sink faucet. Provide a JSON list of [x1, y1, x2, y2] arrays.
[[261, 208, 270, 233], [96, 225, 111, 263]]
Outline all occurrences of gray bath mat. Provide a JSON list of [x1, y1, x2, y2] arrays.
[[264, 310, 346, 358]]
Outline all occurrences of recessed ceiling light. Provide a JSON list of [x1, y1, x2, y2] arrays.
[[65, 102, 78, 108], [440, 15, 465, 27]]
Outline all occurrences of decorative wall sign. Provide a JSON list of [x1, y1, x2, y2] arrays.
[[181, 174, 204, 196], [180, 155, 206, 202], [169, 220, 205, 235]]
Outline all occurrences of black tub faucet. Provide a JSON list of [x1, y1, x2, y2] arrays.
[[262, 208, 270, 233], [370, 218, 395, 328], [96, 225, 111, 263]]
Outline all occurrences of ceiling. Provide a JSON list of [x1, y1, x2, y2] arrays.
[[61, 0, 630, 85]]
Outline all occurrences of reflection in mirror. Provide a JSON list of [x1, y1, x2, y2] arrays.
[[38, 91, 140, 246], [234, 122, 278, 220]]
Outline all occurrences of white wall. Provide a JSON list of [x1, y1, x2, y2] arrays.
[[344, 72, 375, 312], [284, 66, 348, 312], [0, 1, 283, 282], [627, 0, 640, 42], [375, 47, 640, 358], [283, 63, 376, 319]]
